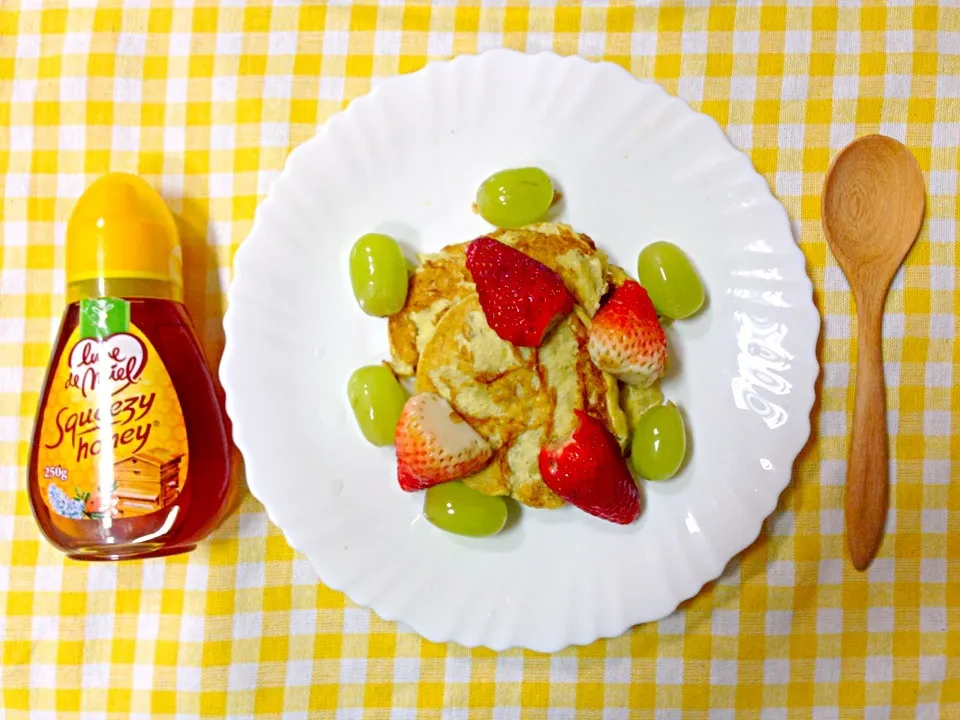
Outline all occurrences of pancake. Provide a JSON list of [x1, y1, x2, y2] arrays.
[[387, 243, 473, 377], [605, 262, 631, 289], [415, 295, 628, 509], [388, 223, 609, 377]]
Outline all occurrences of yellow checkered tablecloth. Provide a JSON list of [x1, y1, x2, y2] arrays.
[[1, 0, 958, 717]]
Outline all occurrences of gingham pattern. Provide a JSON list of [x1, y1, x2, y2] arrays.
[[1, 1, 958, 717]]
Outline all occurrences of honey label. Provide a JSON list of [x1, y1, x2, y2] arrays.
[[37, 299, 189, 520]]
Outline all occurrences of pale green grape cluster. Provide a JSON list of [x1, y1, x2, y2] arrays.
[[630, 402, 686, 481], [637, 241, 705, 320], [347, 364, 407, 446], [423, 482, 508, 537], [347, 232, 408, 445], [475, 167, 554, 228], [349, 233, 409, 316], [630, 242, 702, 479]]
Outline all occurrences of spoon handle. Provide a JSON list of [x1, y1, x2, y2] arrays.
[[845, 302, 889, 571]]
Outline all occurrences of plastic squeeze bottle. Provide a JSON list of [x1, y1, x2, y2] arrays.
[[29, 173, 237, 560]]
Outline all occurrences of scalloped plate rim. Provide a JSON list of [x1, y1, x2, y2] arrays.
[[220, 49, 821, 652]]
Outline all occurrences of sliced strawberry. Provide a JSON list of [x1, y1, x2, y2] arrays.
[[397, 464, 423, 493], [465, 237, 575, 347], [587, 280, 667, 387], [539, 410, 642, 525], [395, 393, 493, 491]]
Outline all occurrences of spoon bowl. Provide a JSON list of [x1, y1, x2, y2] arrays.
[[821, 134, 925, 571]]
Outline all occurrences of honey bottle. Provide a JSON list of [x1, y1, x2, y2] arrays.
[[29, 173, 238, 560]]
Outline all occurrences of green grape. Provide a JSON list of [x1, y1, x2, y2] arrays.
[[475, 167, 554, 229], [637, 241, 705, 320], [630, 401, 687, 481], [347, 364, 407, 446], [350, 233, 409, 316], [424, 481, 508, 538]]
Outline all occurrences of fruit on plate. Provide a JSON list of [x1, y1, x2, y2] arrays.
[[539, 410, 642, 525], [475, 167, 554, 228], [343, 174, 703, 535], [587, 280, 667, 387], [395, 392, 493, 491], [630, 401, 687, 481], [350, 233, 409, 316], [465, 236, 575, 347], [424, 481, 509, 537], [637, 241, 705, 320], [347, 364, 407, 446]]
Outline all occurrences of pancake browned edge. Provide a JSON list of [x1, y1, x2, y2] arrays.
[[387, 242, 473, 377]]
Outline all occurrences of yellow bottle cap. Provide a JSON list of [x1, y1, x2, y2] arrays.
[[66, 173, 183, 295]]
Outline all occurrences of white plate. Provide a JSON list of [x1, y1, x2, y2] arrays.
[[220, 50, 820, 652]]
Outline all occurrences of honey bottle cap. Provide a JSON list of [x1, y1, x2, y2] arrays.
[[66, 173, 183, 300]]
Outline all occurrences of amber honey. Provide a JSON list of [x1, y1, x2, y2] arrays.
[[27, 173, 237, 560]]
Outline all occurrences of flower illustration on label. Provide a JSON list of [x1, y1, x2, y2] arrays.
[[48, 484, 85, 520], [66, 333, 147, 397]]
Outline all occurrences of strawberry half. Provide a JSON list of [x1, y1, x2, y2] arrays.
[[539, 410, 642, 525], [395, 393, 493, 491], [465, 237, 575, 347], [587, 280, 667, 387]]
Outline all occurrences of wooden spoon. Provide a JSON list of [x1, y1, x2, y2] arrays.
[[821, 134, 925, 571]]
